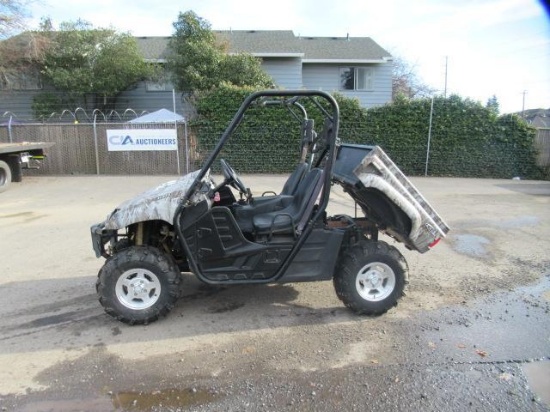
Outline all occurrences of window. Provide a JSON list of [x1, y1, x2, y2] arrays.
[[145, 68, 173, 92], [340, 67, 374, 91], [145, 80, 172, 92]]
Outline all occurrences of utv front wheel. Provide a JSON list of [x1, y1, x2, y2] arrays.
[[96, 246, 180, 325], [334, 240, 408, 315]]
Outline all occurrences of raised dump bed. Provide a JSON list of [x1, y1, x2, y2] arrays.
[[333, 143, 450, 253]]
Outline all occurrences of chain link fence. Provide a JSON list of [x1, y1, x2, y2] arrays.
[[1, 119, 548, 179]]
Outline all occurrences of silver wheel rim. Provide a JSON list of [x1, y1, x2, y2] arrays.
[[115, 268, 161, 310], [355, 262, 396, 302]]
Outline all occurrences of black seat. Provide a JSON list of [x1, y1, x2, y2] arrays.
[[281, 162, 308, 195], [233, 163, 310, 234], [258, 162, 308, 200], [253, 168, 323, 236]]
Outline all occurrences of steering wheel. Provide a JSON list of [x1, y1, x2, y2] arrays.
[[220, 159, 248, 196]]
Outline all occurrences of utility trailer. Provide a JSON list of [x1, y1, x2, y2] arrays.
[[0, 142, 54, 193]]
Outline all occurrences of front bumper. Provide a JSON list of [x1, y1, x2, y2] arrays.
[[91, 223, 116, 258]]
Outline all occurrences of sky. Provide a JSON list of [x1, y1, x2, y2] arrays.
[[26, 0, 550, 114]]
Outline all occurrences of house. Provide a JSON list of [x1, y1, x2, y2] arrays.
[[521, 108, 550, 128], [223, 30, 393, 108], [130, 31, 393, 113], [0, 30, 393, 120]]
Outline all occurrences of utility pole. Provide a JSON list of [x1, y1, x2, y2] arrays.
[[521, 90, 527, 118]]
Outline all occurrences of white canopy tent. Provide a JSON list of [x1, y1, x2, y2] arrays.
[[128, 108, 185, 124], [125, 108, 187, 174]]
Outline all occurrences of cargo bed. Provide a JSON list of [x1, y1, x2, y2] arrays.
[[333, 144, 450, 253]]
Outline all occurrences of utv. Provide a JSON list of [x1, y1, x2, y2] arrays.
[[91, 90, 449, 325]]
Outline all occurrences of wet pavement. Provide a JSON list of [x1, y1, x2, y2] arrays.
[[2, 275, 548, 412]]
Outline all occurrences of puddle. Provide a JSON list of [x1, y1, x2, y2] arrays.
[[453, 234, 490, 257], [18, 398, 113, 412], [112, 387, 220, 410], [16, 388, 221, 412], [522, 360, 550, 407], [516, 274, 550, 297]]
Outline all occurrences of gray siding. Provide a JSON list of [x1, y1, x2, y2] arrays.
[[115, 82, 187, 118], [302, 62, 393, 108], [0, 82, 188, 122], [261, 57, 303, 89], [0, 88, 47, 121], [1, 59, 393, 122]]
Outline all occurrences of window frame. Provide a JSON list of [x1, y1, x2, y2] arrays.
[[145, 80, 173, 92], [145, 65, 173, 92], [339, 66, 374, 91], [0, 70, 43, 91]]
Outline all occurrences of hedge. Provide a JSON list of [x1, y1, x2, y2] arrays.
[[189, 86, 545, 179]]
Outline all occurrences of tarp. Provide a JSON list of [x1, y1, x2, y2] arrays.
[[128, 108, 185, 123]]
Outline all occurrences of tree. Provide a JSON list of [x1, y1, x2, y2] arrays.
[[167, 10, 272, 93], [167, 11, 221, 92], [0, 30, 50, 89], [0, 3, 48, 89], [220, 54, 274, 89], [40, 20, 153, 112], [486, 95, 499, 115], [392, 57, 434, 100], [0, 0, 32, 39]]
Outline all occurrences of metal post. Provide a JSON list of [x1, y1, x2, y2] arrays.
[[184, 120, 189, 173], [425, 96, 434, 176], [444, 56, 448, 98], [173, 89, 181, 175], [93, 114, 100, 175], [8, 115, 13, 143]]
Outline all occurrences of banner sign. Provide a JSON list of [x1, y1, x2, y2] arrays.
[[106, 129, 177, 151]]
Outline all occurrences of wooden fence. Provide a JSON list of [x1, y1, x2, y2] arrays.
[[535, 128, 550, 168], [1, 122, 549, 178], [0, 122, 195, 175]]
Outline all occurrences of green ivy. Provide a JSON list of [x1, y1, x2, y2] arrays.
[[189, 87, 545, 179]]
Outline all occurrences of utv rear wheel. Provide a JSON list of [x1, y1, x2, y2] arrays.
[[96, 246, 180, 325], [334, 240, 408, 315]]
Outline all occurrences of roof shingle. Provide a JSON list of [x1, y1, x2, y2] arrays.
[[136, 30, 392, 62]]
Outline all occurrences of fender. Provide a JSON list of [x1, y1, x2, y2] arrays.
[[100, 170, 202, 230]]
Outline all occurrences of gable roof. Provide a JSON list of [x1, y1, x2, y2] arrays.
[[521, 108, 550, 128], [215, 30, 303, 56], [136, 30, 392, 63], [298, 36, 391, 62], [135, 36, 173, 61]]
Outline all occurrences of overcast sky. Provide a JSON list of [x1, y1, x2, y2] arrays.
[[28, 0, 550, 114]]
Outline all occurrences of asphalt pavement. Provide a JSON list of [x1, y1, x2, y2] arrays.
[[0, 174, 549, 411]]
